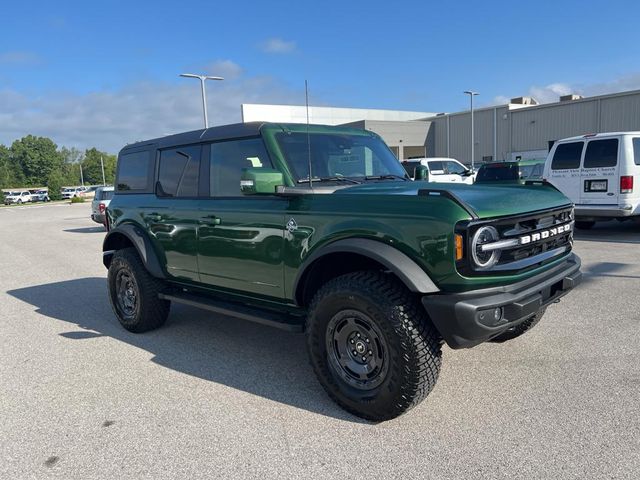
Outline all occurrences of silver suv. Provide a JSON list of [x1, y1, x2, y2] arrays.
[[91, 186, 114, 226]]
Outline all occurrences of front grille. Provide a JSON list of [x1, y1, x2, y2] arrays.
[[457, 206, 574, 275]]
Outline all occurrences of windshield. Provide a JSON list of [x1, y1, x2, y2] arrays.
[[519, 163, 543, 179], [276, 132, 407, 182], [476, 163, 519, 182]]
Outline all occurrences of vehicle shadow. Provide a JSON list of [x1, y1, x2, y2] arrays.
[[7, 278, 365, 423], [573, 220, 640, 245], [63, 227, 106, 234], [578, 261, 640, 287]]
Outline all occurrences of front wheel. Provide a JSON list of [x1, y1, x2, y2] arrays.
[[307, 271, 443, 421], [107, 248, 170, 333]]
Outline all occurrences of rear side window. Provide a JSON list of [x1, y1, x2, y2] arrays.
[[116, 151, 153, 192], [633, 138, 640, 166], [551, 142, 583, 170], [584, 139, 618, 168], [157, 145, 201, 197], [210, 138, 273, 197], [100, 190, 115, 201]]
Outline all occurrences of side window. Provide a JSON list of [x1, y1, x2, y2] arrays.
[[445, 161, 467, 175], [634, 138, 640, 166], [584, 139, 618, 168], [210, 138, 273, 197], [116, 151, 153, 192], [401, 161, 419, 178], [157, 145, 201, 197], [428, 161, 444, 174], [551, 142, 583, 170]]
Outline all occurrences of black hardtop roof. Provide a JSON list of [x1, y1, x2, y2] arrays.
[[119, 121, 374, 154]]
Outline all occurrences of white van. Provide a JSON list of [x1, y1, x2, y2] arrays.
[[543, 132, 640, 229], [401, 157, 475, 184]]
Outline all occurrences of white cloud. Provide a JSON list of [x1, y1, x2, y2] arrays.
[[0, 51, 41, 66], [203, 59, 243, 80], [260, 38, 296, 54], [493, 73, 640, 106], [0, 66, 304, 152]]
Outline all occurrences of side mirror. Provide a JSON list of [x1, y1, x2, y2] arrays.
[[241, 168, 284, 194], [414, 165, 429, 181]]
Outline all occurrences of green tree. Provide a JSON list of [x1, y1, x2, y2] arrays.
[[0, 144, 25, 188], [46, 170, 65, 201], [11, 135, 63, 187], [82, 148, 116, 185]]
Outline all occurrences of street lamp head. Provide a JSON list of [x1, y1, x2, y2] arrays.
[[180, 73, 224, 81], [463, 90, 479, 96]]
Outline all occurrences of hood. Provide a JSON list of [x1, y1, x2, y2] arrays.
[[334, 181, 572, 219]]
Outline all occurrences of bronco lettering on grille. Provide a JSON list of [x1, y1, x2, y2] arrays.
[[519, 222, 572, 245]]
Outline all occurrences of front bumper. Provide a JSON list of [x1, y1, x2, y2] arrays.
[[575, 203, 638, 218], [422, 253, 582, 349]]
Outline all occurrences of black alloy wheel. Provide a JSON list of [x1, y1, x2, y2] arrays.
[[115, 269, 139, 320], [326, 309, 389, 390]]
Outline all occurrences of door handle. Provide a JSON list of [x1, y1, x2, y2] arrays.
[[147, 213, 162, 222], [200, 215, 221, 225]]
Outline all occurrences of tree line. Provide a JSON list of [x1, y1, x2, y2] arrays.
[[0, 135, 117, 200]]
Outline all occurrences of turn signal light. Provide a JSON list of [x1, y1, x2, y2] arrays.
[[455, 234, 464, 261], [620, 176, 633, 194]]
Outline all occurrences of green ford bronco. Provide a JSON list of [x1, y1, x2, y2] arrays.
[[103, 122, 581, 421]]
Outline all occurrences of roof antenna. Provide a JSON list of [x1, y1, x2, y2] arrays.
[[305, 79, 313, 189]]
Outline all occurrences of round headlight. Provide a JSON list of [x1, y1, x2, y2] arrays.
[[471, 226, 500, 269]]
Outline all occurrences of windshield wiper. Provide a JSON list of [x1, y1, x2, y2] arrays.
[[363, 174, 410, 181], [297, 176, 361, 185]]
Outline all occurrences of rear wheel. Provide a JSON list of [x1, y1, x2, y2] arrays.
[[490, 307, 546, 343], [575, 221, 595, 230], [107, 247, 170, 332], [307, 271, 443, 421]]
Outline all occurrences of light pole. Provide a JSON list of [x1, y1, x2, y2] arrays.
[[463, 90, 479, 171], [180, 73, 224, 129]]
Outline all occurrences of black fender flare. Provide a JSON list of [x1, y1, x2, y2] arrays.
[[293, 238, 439, 305], [102, 224, 166, 279]]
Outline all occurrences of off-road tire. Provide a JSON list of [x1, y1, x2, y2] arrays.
[[575, 221, 595, 230], [490, 307, 546, 343], [307, 271, 443, 422], [107, 247, 170, 333]]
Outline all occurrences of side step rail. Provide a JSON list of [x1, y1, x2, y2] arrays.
[[158, 292, 305, 333]]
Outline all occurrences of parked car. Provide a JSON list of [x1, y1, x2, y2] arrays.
[[4, 191, 33, 205], [401, 157, 475, 184], [543, 132, 640, 229], [61, 186, 87, 199], [30, 190, 50, 202], [475, 159, 545, 184], [91, 186, 114, 226], [102, 122, 581, 421]]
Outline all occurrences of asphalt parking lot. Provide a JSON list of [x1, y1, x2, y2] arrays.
[[1, 203, 638, 480]]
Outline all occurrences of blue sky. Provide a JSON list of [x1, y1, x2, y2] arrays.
[[1, 0, 639, 152]]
